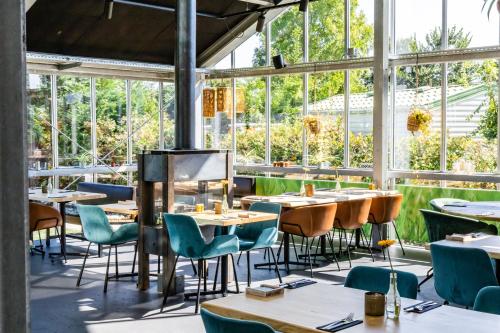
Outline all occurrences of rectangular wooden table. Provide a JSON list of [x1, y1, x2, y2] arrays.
[[202, 283, 500, 333], [29, 190, 107, 258], [433, 235, 500, 280]]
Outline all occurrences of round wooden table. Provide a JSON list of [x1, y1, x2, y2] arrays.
[[440, 201, 500, 222]]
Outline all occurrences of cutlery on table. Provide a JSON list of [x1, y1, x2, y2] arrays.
[[323, 312, 354, 330]]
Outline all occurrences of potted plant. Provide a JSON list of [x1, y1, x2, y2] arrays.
[[407, 107, 432, 134], [304, 115, 321, 135]]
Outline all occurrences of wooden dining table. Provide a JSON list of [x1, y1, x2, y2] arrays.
[[432, 235, 500, 281], [242, 189, 400, 272], [202, 282, 500, 333], [440, 201, 500, 223], [29, 189, 107, 258]]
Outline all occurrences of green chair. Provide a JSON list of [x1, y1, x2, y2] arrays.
[[76, 205, 138, 293], [162, 213, 240, 313], [474, 286, 500, 315], [430, 244, 498, 307], [344, 266, 418, 299], [429, 198, 469, 212], [419, 209, 498, 290], [201, 308, 276, 333]]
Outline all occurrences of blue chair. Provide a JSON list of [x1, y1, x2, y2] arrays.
[[214, 202, 282, 288], [76, 205, 138, 293], [474, 286, 500, 315], [162, 213, 240, 313], [344, 266, 419, 299], [201, 308, 275, 333], [430, 244, 498, 307]]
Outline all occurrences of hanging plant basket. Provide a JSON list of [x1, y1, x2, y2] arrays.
[[407, 106, 432, 134], [202, 88, 216, 118], [304, 115, 321, 135]]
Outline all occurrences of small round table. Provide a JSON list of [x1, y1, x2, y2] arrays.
[[440, 201, 500, 222]]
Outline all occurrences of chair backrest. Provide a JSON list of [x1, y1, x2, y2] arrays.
[[369, 194, 403, 224], [280, 203, 337, 237], [420, 209, 497, 243], [77, 182, 134, 205], [429, 198, 469, 212], [344, 266, 418, 299], [430, 243, 498, 307], [473, 286, 500, 315], [77, 205, 114, 244], [29, 202, 62, 232], [163, 213, 206, 258], [201, 308, 275, 333], [334, 198, 372, 230], [235, 202, 282, 241]]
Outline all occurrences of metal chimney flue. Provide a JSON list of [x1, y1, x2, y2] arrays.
[[175, 0, 196, 149]]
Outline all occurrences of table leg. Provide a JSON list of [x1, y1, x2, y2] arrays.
[[320, 235, 327, 255], [59, 202, 67, 257], [496, 259, 500, 283], [355, 229, 361, 247], [221, 226, 228, 296], [284, 232, 290, 274]]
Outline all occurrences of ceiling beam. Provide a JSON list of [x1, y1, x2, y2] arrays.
[[238, 0, 276, 5], [26, 0, 36, 11]]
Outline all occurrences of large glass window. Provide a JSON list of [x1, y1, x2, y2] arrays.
[[96, 78, 127, 166], [162, 82, 175, 149], [271, 75, 303, 165], [351, 0, 374, 57], [203, 80, 233, 150], [235, 77, 266, 165], [235, 33, 266, 68], [271, 7, 303, 64], [307, 72, 345, 167], [309, 0, 344, 62], [131, 81, 160, 161], [57, 76, 91, 167]]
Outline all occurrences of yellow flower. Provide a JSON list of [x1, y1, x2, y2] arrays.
[[377, 239, 396, 247], [221, 180, 229, 185]]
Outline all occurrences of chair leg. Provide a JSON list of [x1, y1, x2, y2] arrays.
[[377, 225, 386, 260], [269, 247, 282, 283], [246, 251, 251, 287], [267, 247, 271, 271], [104, 246, 112, 293], [229, 253, 240, 293], [131, 241, 138, 274], [98, 244, 102, 258], [300, 236, 305, 252], [158, 255, 161, 275], [291, 235, 299, 262], [76, 242, 91, 287], [417, 268, 434, 292], [313, 237, 320, 264], [360, 228, 375, 262], [54, 227, 66, 262], [195, 260, 202, 314], [190, 259, 197, 276], [237, 251, 243, 265], [327, 233, 341, 271], [391, 220, 406, 255], [263, 248, 267, 260], [161, 254, 180, 312], [343, 229, 352, 268], [305, 238, 313, 278], [213, 257, 220, 291], [203, 260, 207, 292], [37, 230, 45, 257], [276, 237, 284, 260], [115, 245, 119, 280]]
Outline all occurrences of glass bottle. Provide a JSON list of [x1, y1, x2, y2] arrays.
[[222, 194, 229, 216], [300, 180, 306, 196], [386, 272, 401, 319], [47, 177, 53, 194]]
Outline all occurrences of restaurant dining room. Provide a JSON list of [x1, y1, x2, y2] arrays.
[[2, 0, 500, 332]]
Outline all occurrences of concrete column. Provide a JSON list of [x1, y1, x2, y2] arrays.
[[0, 0, 29, 332]]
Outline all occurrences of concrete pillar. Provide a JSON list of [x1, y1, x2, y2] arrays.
[[0, 0, 29, 332]]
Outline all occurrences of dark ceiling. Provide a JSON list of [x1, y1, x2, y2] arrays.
[[27, 0, 257, 65]]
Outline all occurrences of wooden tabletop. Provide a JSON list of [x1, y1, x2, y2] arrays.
[[440, 201, 500, 222], [29, 189, 107, 203], [184, 210, 278, 227], [100, 200, 138, 216], [432, 235, 500, 260], [241, 189, 399, 208], [202, 283, 500, 333]]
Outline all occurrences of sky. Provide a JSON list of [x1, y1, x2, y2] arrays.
[[216, 0, 499, 69]]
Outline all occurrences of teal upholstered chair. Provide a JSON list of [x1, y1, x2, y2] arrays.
[[213, 202, 282, 288], [344, 266, 419, 299], [418, 209, 498, 291], [430, 244, 498, 307], [76, 205, 138, 293], [162, 213, 240, 313], [429, 198, 469, 212], [201, 308, 276, 333], [474, 286, 500, 315]]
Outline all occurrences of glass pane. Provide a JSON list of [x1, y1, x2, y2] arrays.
[[213, 54, 232, 69], [349, 68, 374, 168], [203, 80, 233, 150], [352, 0, 375, 57], [271, 75, 303, 165], [448, 0, 499, 49], [162, 82, 175, 149], [131, 81, 160, 162], [96, 173, 129, 185], [58, 175, 89, 190], [235, 77, 266, 165], [395, 0, 442, 53], [309, 0, 344, 61], [235, 33, 266, 68], [27, 74, 52, 171], [446, 60, 498, 174], [57, 76, 91, 167], [307, 72, 345, 167], [271, 7, 303, 64], [393, 64, 442, 171], [96, 78, 127, 166]]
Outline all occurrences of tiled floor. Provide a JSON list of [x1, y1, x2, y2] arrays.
[[30, 236, 437, 333]]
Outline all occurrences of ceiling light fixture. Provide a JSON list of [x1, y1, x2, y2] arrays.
[[106, 0, 114, 20], [299, 0, 309, 12], [256, 13, 266, 33]]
